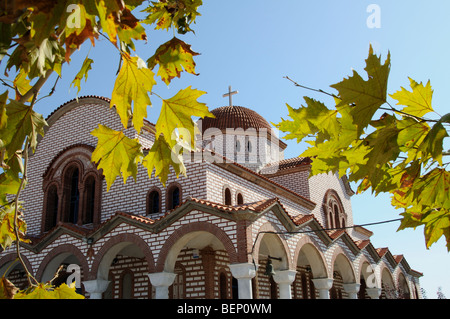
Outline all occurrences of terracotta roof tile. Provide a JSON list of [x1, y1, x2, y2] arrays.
[[200, 105, 273, 133]]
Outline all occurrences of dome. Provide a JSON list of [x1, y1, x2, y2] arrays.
[[200, 105, 272, 133]]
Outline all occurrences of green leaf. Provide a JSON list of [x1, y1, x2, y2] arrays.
[[390, 78, 434, 118], [156, 86, 213, 148], [70, 56, 93, 96], [110, 52, 156, 133], [91, 125, 143, 191], [418, 122, 448, 166], [0, 100, 47, 158], [143, 0, 203, 34], [331, 45, 390, 135], [142, 134, 186, 186], [147, 37, 199, 85]]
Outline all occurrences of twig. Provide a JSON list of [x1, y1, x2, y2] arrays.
[[284, 76, 338, 99]]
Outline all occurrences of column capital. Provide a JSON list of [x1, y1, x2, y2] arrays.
[[343, 283, 361, 299], [366, 287, 382, 299], [272, 270, 297, 285], [312, 278, 334, 299], [148, 272, 177, 299], [82, 279, 110, 299], [273, 270, 297, 299], [228, 263, 257, 279]]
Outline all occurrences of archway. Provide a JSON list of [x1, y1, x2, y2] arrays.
[[90, 233, 155, 299], [293, 240, 328, 299], [330, 250, 356, 299], [380, 266, 396, 299], [36, 244, 88, 295], [156, 222, 237, 299]]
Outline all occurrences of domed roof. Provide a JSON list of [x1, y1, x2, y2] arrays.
[[200, 105, 272, 133]]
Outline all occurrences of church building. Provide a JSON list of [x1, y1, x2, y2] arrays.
[[0, 93, 423, 299]]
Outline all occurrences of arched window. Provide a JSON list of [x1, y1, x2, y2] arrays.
[[42, 145, 102, 233], [167, 183, 181, 210], [64, 166, 81, 224], [323, 190, 347, 229], [224, 187, 232, 205], [44, 184, 59, 232], [236, 192, 244, 205], [147, 189, 161, 215], [84, 175, 96, 224]]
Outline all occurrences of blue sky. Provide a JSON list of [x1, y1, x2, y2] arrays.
[[14, 1, 450, 298]]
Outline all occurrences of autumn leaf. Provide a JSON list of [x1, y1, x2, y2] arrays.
[[14, 283, 56, 299], [390, 78, 434, 118], [0, 201, 29, 250], [147, 37, 199, 85], [91, 124, 143, 191], [0, 99, 47, 159], [156, 86, 213, 148], [143, 134, 186, 186], [143, 0, 203, 34], [331, 45, 390, 135], [110, 52, 156, 133], [0, 277, 19, 299], [53, 283, 84, 299], [70, 55, 94, 96]]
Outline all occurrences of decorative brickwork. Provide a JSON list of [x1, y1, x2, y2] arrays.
[[0, 96, 422, 299]]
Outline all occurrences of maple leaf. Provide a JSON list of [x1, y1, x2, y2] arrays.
[[331, 45, 390, 135], [143, 134, 186, 186], [0, 99, 47, 159], [53, 283, 84, 299], [70, 55, 93, 96], [156, 86, 213, 148], [91, 124, 143, 191], [147, 37, 199, 85], [143, 0, 203, 34], [110, 52, 156, 133], [0, 277, 19, 299], [390, 78, 434, 118]]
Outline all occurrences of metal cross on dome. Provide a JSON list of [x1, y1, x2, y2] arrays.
[[223, 85, 238, 107]]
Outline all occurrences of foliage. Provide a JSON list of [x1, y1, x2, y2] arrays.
[[276, 46, 450, 250], [0, 0, 210, 298]]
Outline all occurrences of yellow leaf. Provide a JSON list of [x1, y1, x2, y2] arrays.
[[14, 283, 55, 299], [390, 78, 434, 118], [110, 53, 156, 132], [91, 125, 143, 191], [0, 277, 18, 299], [156, 86, 213, 148], [143, 135, 186, 186], [147, 37, 199, 85], [54, 283, 84, 299]]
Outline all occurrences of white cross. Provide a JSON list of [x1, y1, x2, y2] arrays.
[[223, 85, 238, 107]]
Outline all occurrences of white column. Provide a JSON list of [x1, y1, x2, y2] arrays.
[[148, 272, 177, 299], [343, 283, 361, 299], [312, 278, 334, 299], [83, 279, 110, 299], [366, 287, 382, 299], [228, 263, 257, 299], [272, 270, 297, 299]]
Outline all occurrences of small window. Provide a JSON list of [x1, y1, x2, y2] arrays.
[[235, 140, 241, 152], [44, 185, 59, 231], [224, 188, 232, 205], [147, 190, 160, 215], [236, 193, 244, 205], [84, 176, 96, 224], [167, 184, 181, 210], [247, 141, 252, 152]]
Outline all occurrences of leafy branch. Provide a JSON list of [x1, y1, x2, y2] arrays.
[[277, 45, 450, 250]]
